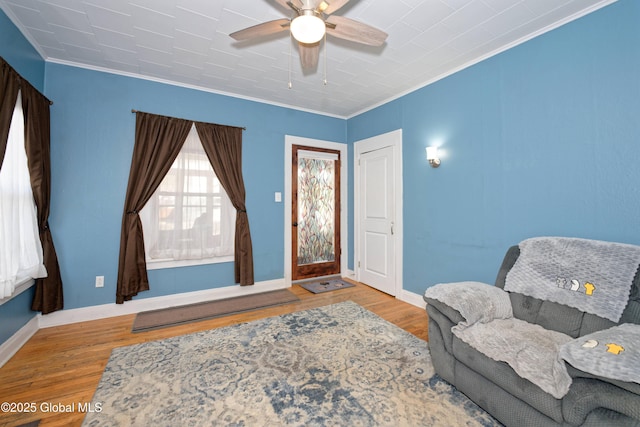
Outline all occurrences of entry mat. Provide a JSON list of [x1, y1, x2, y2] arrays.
[[300, 279, 355, 294]]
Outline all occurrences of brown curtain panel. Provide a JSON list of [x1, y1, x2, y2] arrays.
[[21, 83, 64, 314], [116, 112, 192, 303], [196, 122, 254, 285], [0, 58, 20, 167]]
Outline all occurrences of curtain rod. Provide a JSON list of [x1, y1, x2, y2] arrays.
[[131, 109, 246, 131]]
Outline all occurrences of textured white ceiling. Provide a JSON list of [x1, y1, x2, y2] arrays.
[[0, 0, 616, 118]]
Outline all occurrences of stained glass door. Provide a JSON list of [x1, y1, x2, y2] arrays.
[[292, 145, 341, 280]]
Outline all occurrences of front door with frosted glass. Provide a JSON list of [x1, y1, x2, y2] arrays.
[[292, 145, 341, 280]]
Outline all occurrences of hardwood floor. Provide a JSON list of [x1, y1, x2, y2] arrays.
[[0, 281, 428, 427]]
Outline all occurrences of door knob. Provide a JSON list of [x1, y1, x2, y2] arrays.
[[292, 222, 298, 227]]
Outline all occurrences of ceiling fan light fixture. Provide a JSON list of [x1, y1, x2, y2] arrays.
[[290, 14, 326, 44]]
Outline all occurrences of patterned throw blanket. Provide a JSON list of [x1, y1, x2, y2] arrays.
[[504, 237, 640, 322], [453, 317, 573, 399], [425, 282, 572, 398]]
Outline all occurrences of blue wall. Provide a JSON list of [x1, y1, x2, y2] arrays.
[[0, 10, 44, 92], [0, 9, 45, 344], [45, 64, 346, 309], [349, 0, 640, 295], [3, 0, 640, 345]]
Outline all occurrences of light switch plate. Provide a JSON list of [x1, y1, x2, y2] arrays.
[[275, 192, 282, 202]]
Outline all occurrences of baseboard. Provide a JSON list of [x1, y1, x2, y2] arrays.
[[0, 279, 288, 367], [38, 278, 287, 329], [397, 289, 426, 309], [2, 279, 419, 368], [0, 315, 39, 368]]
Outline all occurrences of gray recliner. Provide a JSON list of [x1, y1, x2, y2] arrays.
[[424, 243, 640, 427]]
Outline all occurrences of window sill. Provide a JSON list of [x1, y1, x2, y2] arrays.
[[0, 277, 35, 306], [146, 255, 234, 270]]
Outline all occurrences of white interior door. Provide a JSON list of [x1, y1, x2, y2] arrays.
[[358, 145, 396, 295]]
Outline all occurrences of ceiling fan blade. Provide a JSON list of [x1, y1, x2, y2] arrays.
[[320, 0, 351, 15], [229, 19, 290, 41], [325, 15, 387, 46], [273, 0, 302, 12], [298, 42, 320, 69]]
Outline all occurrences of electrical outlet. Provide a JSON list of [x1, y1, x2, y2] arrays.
[[95, 276, 104, 288]]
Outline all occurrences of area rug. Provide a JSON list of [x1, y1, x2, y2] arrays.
[[84, 301, 501, 426], [132, 289, 299, 332], [300, 278, 355, 294]]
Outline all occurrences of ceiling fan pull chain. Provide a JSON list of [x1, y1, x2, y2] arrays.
[[288, 30, 293, 89], [323, 31, 328, 86]]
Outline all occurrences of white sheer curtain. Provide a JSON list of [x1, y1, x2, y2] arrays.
[[140, 124, 235, 262], [0, 91, 47, 298]]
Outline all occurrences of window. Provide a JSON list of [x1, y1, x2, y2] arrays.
[[140, 124, 235, 268], [0, 91, 47, 299]]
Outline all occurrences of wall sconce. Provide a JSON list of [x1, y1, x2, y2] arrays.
[[426, 146, 441, 168]]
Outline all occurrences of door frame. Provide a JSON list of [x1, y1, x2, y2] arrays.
[[291, 145, 341, 280], [354, 129, 403, 296], [285, 135, 348, 286]]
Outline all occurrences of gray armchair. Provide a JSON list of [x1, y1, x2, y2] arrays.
[[424, 239, 640, 427]]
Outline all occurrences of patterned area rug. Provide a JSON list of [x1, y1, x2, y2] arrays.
[[83, 301, 501, 426]]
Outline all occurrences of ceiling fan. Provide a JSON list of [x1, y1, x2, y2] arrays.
[[229, 0, 388, 69]]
